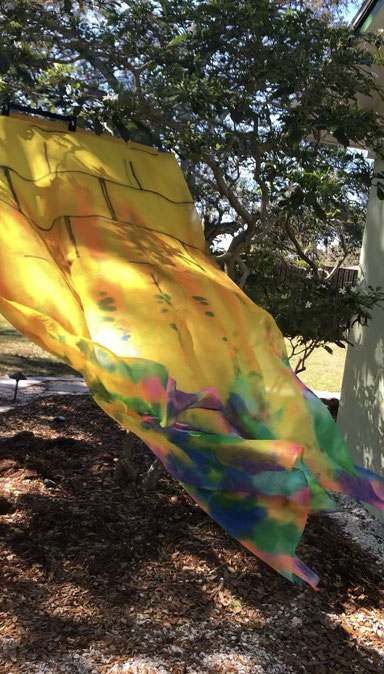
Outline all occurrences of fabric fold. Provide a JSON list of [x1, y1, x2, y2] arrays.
[[0, 114, 383, 588]]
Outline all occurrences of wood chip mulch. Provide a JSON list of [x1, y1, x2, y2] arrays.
[[0, 395, 383, 673]]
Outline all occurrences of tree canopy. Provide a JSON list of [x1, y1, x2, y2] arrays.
[[1, 0, 384, 366]]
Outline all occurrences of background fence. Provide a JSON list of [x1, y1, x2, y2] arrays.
[[275, 263, 358, 288]]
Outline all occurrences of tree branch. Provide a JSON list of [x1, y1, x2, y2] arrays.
[[237, 256, 250, 289], [202, 152, 256, 231], [251, 138, 270, 227], [283, 216, 320, 277], [324, 234, 348, 281]]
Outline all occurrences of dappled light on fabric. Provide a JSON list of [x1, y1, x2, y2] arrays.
[[0, 114, 383, 588]]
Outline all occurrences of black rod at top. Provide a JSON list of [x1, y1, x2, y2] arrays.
[[1, 102, 77, 131]]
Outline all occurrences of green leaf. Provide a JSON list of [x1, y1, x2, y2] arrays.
[[288, 127, 303, 149], [323, 345, 333, 354], [167, 33, 189, 48], [63, 0, 73, 13], [94, 119, 103, 136], [230, 108, 243, 124], [312, 200, 327, 222], [335, 341, 346, 348], [0, 53, 10, 74], [112, 115, 130, 142], [332, 127, 349, 147]]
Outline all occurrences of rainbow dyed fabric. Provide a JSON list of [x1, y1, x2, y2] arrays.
[[0, 115, 383, 588]]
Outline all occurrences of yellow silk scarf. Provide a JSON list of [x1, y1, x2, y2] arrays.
[[0, 114, 383, 588]]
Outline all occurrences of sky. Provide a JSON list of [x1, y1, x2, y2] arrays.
[[345, 0, 365, 23]]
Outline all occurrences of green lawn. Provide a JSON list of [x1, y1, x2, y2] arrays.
[[0, 315, 346, 390], [0, 315, 78, 377], [288, 341, 346, 392]]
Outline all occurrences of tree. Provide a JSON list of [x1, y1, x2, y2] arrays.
[[1, 0, 384, 372], [244, 250, 384, 373]]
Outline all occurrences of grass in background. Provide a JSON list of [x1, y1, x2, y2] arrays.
[[0, 315, 346, 390], [287, 341, 346, 392], [0, 315, 78, 377]]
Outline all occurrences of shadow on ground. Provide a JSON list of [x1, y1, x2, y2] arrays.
[[0, 352, 79, 377], [0, 395, 383, 673], [0, 316, 78, 377]]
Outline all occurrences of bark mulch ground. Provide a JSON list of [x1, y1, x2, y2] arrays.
[[0, 395, 383, 674]]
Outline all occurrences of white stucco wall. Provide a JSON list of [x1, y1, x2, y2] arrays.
[[337, 161, 384, 523]]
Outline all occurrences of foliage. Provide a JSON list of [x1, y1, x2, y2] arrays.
[[245, 250, 384, 373], [1, 0, 384, 371], [1, 2, 383, 259]]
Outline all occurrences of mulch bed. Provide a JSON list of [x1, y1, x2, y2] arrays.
[[0, 395, 383, 673]]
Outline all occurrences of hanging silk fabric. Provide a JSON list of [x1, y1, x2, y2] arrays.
[[0, 114, 383, 588]]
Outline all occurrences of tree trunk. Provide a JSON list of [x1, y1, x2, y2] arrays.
[[114, 431, 137, 485], [142, 458, 165, 490], [114, 430, 164, 489]]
